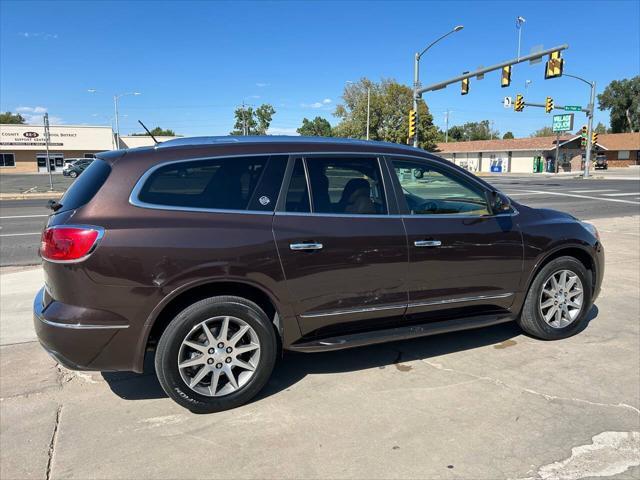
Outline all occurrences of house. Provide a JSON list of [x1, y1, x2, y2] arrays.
[[435, 132, 639, 173]]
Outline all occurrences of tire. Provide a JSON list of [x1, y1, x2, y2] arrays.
[[69, 171, 78, 178], [518, 256, 592, 340], [155, 296, 277, 413]]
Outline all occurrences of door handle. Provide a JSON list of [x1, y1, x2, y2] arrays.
[[290, 242, 324, 251], [414, 240, 442, 247]]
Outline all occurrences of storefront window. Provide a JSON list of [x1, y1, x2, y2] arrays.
[[618, 150, 630, 160], [0, 153, 16, 167]]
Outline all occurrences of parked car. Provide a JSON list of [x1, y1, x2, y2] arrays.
[[62, 158, 89, 171], [62, 158, 93, 178], [34, 137, 604, 413], [594, 154, 608, 170]]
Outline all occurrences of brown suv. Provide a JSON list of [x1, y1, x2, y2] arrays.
[[34, 137, 604, 412]]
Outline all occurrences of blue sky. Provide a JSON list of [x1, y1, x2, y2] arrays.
[[1, 0, 638, 139]]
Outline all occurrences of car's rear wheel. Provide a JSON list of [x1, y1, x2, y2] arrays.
[[155, 296, 277, 413], [69, 171, 78, 178], [518, 256, 593, 340]]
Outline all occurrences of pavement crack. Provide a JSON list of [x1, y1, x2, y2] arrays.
[[422, 360, 640, 415], [46, 404, 62, 480]]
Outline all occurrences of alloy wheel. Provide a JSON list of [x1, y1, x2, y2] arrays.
[[539, 269, 584, 329], [177, 316, 261, 397]]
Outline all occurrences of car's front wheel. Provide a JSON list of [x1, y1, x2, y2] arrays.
[[69, 171, 78, 178], [518, 256, 593, 340], [155, 296, 277, 413]]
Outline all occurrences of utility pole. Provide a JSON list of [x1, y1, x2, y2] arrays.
[[43, 113, 53, 191], [241, 101, 247, 136], [366, 86, 370, 140], [516, 16, 526, 60], [444, 110, 450, 143], [554, 132, 561, 173], [113, 95, 120, 149]]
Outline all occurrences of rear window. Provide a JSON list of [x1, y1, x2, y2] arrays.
[[57, 159, 111, 213], [136, 155, 276, 211]]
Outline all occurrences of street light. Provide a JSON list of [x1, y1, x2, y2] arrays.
[[413, 25, 463, 147], [562, 73, 597, 179], [114, 92, 141, 148]]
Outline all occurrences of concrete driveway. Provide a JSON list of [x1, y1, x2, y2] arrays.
[[1, 215, 639, 479]]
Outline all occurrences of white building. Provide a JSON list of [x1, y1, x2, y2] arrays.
[[0, 124, 178, 173]]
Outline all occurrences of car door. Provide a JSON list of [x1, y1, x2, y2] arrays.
[[387, 156, 523, 320], [272, 155, 409, 336]]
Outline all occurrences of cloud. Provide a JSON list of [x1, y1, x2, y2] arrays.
[[255, 83, 269, 88], [249, 95, 261, 99], [19, 32, 58, 39], [267, 127, 299, 136], [301, 98, 332, 109], [15, 106, 64, 125]]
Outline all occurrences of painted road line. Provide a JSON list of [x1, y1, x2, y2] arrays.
[[0, 214, 49, 219], [602, 192, 640, 197], [0, 232, 41, 237], [504, 192, 546, 196], [520, 190, 640, 205], [569, 189, 618, 193]]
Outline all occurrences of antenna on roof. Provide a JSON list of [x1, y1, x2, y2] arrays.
[[137, 120, 158, 145]]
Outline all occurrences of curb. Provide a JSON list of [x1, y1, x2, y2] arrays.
[[0, 192, 64, 201]]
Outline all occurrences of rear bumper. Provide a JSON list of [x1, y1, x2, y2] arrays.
[[33, 287, 136, 371]]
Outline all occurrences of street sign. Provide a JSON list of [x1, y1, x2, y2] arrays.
[[503, 96, 512, 108], [564, 105, 582, 112], [552, 113, 574, 132]]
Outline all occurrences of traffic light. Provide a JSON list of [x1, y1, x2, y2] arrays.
[[592, 132, 598, 146], [501, 65, 511, 88], [581, 125, 588, 148], [408, 110, 416, 138], [461, 77, 469, 95], [514, 94, 525, 112], [545, 96, 554, 113], [545, 51, 564, 79]]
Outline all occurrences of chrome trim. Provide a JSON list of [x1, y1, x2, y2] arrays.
[[40, 225, 105, 264], [290, 242, 323, 251], [414, 240, 442, 247], [300, 303, 407, 319], [38, 317, 129, 330], [276, 211, 399, 219], [408, 292, 514, 309]]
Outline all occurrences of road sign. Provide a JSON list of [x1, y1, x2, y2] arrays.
[[503, 96, 513, 108], [564, 105, 582, 112], [552, 113, 574, 132]]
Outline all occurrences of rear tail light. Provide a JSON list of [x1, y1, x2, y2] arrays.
[[40, 226, 103, 262]]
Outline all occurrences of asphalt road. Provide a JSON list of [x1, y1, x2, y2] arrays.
[[1, 171, 639, 266], [0, 173, 73, 194]]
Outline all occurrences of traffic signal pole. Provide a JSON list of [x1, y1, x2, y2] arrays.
[[584, 80, 596, 179], [413, 53, 419, 147]]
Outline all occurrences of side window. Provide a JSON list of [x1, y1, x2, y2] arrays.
[[138, 156, 268, 210], [306, 157, 387, 215], [392, 160, 490, 216], [284, 158, 310, 213]]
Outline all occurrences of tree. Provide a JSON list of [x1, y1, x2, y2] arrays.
[[444, 120, 499, 141], [131, 126, 176, 136], [502, 131, 514, 139], [597, 76, 639, 133], [594, 122, 608, 134], [0, 112, 25, 124], [230, 103, 276, 135], [297, 116, 332, 136], [530, 126, 555, 137], [332, 78, 439, 150]]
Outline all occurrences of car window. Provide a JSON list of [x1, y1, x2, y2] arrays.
[[392, 160, 489, 216], [306, 157, 387, 215], [137, 156, 268, 210], [284, 159, 310, 213]]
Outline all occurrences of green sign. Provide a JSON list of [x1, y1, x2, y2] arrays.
[[564, 105, 582, 112], [552, 113, 574, 132]]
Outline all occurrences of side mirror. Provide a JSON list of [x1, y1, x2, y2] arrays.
[[490, 190, 511, 214]]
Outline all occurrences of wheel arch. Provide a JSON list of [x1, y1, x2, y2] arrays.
[[526, 244, 597, 297], [136, 279, 283, 372]]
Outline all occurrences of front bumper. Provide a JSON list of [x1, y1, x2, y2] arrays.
[[33, 287, 131, 371]]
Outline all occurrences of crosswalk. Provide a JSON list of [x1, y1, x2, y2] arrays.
[[503, 188, 640, 204]]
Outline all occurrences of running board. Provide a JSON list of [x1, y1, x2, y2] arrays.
[[288, 314, 515, 353]]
